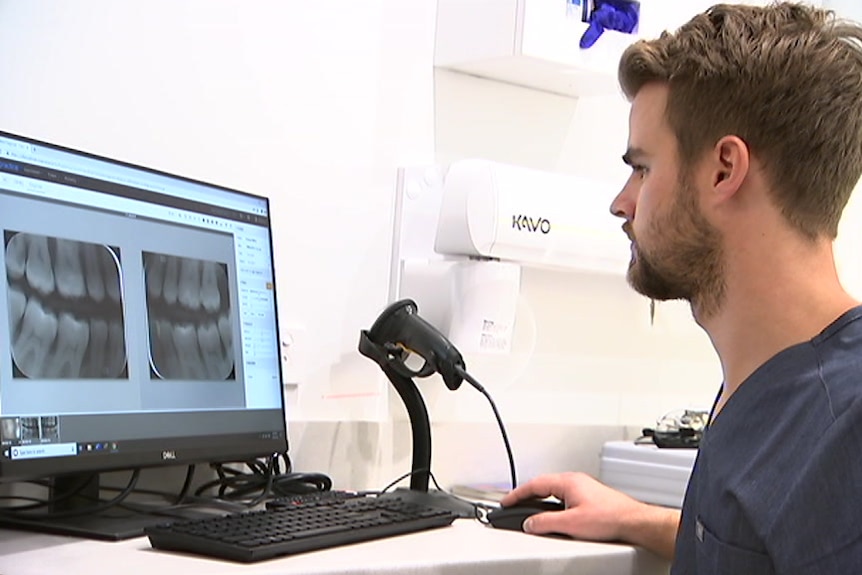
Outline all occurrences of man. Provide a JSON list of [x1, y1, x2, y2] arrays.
[[501, 3, 862, 573]]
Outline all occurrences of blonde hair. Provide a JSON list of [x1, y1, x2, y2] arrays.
[[619, 2, 862, 239]]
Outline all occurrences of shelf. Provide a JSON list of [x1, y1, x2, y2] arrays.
[[434, 0, 775, 98]]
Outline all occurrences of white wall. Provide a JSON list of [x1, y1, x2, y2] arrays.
[[0, 0, 438, 425], [824, 0, 862, 21]]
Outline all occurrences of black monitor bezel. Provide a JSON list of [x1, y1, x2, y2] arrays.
[[0, 129, 289, 483]]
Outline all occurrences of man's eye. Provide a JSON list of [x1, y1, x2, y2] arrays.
[[631, 164, 648, 177]]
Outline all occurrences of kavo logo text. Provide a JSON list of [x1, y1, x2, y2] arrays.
[[511, 215, 551, 234]]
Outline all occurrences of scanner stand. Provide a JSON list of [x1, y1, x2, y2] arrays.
[[379, 363, 476, 519]]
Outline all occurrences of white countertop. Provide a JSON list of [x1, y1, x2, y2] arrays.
[[0, 518, 670, 575]]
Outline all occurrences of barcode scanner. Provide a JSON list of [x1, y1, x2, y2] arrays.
[[358, 299, 466, 391], [358, 298, 517, 512]]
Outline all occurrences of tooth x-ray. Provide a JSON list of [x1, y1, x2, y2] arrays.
[[0, 417, 20, 442], [5, 231, 127, 379], [143, 252, 234, 380]]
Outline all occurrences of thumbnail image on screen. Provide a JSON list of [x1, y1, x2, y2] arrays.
[[143, 252, 234, 380], [5, 231, 127, 379]]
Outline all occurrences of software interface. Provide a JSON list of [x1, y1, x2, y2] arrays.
[[0, 133, 285, 466]]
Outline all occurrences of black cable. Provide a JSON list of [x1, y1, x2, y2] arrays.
[[194, 466, 257, 501], [377, 467, 495, 523], [2, 466, 196, 518], [100, 464, 199, 508], [0, 474, 104, 513], [0, 474, 104, 512], [281, 451, 294, 474], [244, 456, 276, 508], [173, 464, 196, 505], [192, 454, 331, 506], [378, 468, 426, 494], [103, 455, 315, 515], [271, 472, 332, 496], [116, 495, 249, 516], [0, 457, 308, 520], [0, 469, 141, 519], [455, 365, 517, 490]]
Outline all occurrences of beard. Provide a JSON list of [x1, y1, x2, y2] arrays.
[[626, 173, 725, 319]]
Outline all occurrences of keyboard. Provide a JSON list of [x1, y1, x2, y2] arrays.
[[265, 488, 363, 509], [145, 492, 459, 563]]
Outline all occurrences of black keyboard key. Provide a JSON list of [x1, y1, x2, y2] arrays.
[[145, 494, 458, 562], [265, 489, 361, 509]]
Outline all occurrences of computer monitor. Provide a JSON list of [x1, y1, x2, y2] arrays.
[[0, 130, 288, 538]]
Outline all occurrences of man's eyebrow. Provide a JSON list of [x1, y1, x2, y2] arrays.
[[622, 148, 646, 166]]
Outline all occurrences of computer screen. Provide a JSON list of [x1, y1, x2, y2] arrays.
[[0, 130, 288, 531]]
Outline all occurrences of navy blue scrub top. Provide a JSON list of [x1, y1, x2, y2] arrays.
[[672, 305, 862, 574]]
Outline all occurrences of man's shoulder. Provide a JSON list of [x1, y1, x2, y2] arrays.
[[810, 308, 862, 414]]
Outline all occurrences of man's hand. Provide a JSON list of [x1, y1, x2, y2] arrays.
[[500, 472, 680, 560]]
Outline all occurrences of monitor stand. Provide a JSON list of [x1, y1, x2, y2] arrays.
[[0, 473, 217, 541]]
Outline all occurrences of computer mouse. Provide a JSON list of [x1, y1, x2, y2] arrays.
[[486, 498, 565, 532]]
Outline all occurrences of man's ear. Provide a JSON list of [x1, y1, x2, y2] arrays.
[[710, 135, 750, 202]]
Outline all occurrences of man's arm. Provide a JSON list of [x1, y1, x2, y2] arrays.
[[615, 500, 680, 560], [500, 471, 680, 561]]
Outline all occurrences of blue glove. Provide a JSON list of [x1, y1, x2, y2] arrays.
[[580, 0, 639, 49]]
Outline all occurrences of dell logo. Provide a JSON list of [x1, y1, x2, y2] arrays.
[[512, 215, 551, 234], [161, 450, 177, 460]]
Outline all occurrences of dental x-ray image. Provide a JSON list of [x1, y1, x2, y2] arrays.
[[40, 415, 60, 441], [19, 416, 39, 441], [0, 417, 21, 442], [143, 253, 234, 380], [5, 231, 128, 379]]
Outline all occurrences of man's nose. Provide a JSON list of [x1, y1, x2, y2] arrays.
[[609, 182, 635, 221]]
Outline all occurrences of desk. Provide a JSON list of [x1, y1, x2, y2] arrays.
[[0, 519, 670, 575]]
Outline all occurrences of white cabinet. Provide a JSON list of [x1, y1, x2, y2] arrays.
[[434, 0, 787, 98]]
